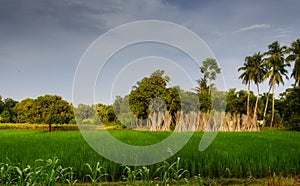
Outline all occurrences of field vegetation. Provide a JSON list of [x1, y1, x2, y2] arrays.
[[0, 130, 299, 185]]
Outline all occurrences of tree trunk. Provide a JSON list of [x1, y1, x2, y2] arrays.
[[247, 81, 250, 116], [263, 85, 272, 126], [48, 124, 52, 132], [270, 84, 275, 128], [135, 117, 138, 128], [254, 83, 260, 119]]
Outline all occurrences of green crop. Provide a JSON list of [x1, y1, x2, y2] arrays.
[[0, 130, 299, 184]]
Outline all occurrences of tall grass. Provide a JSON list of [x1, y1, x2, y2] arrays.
[[0, 130, 299, 183]]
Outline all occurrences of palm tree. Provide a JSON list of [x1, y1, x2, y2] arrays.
[[193, 78, 209, 94], [263, 41, 289, 128], [263, 85, 271, 125], [238, 56, 255, 117], [287, 39, 300, 87], [251, 52, 266, 119]]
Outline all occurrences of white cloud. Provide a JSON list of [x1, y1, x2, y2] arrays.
[[234, 24, 271, 33]]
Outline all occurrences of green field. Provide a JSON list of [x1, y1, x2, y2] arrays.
[[0, 130, 299, 185]]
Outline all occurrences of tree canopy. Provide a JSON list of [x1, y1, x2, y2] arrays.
[[287, 39, 300, 86], [283, 87, 300, 130], [14, 95, 74, 125], [129, 70, 180, 120], [0, 98, 18, 123]]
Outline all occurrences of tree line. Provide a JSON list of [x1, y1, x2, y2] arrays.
[[238, 39, 300, 128], [0, 39, 299, 131], [0, 95, 74, 131]]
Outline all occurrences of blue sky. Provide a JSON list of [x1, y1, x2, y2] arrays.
[[0, 0, 299, 104]]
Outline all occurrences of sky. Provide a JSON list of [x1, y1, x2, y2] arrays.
[[0, 0, 299, 105]]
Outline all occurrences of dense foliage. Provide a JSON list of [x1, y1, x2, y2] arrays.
[[13, 95, 74, 125], [0, 97, 18, 123], [236, 39, 300, 129], [0, 95, 74, 132], [283, 87, 300, 130], [128, 70, 181, 120]]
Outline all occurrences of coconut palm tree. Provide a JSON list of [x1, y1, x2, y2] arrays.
[[287, 39, 300, 87], [238, 56, 255, 117], [263, 41, 289, 128], [251, 52, 266, 119], [193, 78, 209, 94], [262, 85, 271, 126]]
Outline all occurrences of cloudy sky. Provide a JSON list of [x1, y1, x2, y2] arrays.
[[1, 0, 299, 104]]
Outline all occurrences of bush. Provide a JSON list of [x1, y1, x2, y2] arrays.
[[283, 87, 300, 131], [285, 115, 300, 131]]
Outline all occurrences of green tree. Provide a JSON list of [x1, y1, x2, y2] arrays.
[[0, 98, 18, 123], [129, 70, 180, 126], [262, 85, 272, 124], [287, 39, 300, 86], [200, 58, 221, 95], [14, 98, 36, 123], [164, 86, 181, 114], [179, 90, 199, 113], [112, 95, 136, 127], [14, 95, 74, 131], [194, 78, 209, 94], [212, 90, 226, 111], [198, 93, 211, 112], [96, 104, 116, 124], [238, 56, 255, 116], [225, 88, 255, 115], [113, 96, 123, 115], [250, 52, 266, 118], [35, 95, 74, 126], [0, 95, 4, 114], [112, 95, 132, 115], [263, 41, 289, 127], [226, 89, 238, 114], [193, 78, 211, 112], [195, 58, 221, 112], [0, 110, 11, 123], [73, 104, 98, 124], [283, 87, 300, 130], [259, 92, 272, 123]]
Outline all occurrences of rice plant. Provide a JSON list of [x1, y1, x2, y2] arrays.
[[0, 130, 299, 183]]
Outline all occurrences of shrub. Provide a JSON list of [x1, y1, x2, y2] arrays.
[[285, 115, 300, 131]]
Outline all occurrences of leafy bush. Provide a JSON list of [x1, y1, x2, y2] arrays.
[[283, 87, 300, 130], [286, 115, 300, 131]]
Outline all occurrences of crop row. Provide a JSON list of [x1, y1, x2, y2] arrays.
[[0, 130, 299, 183]]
